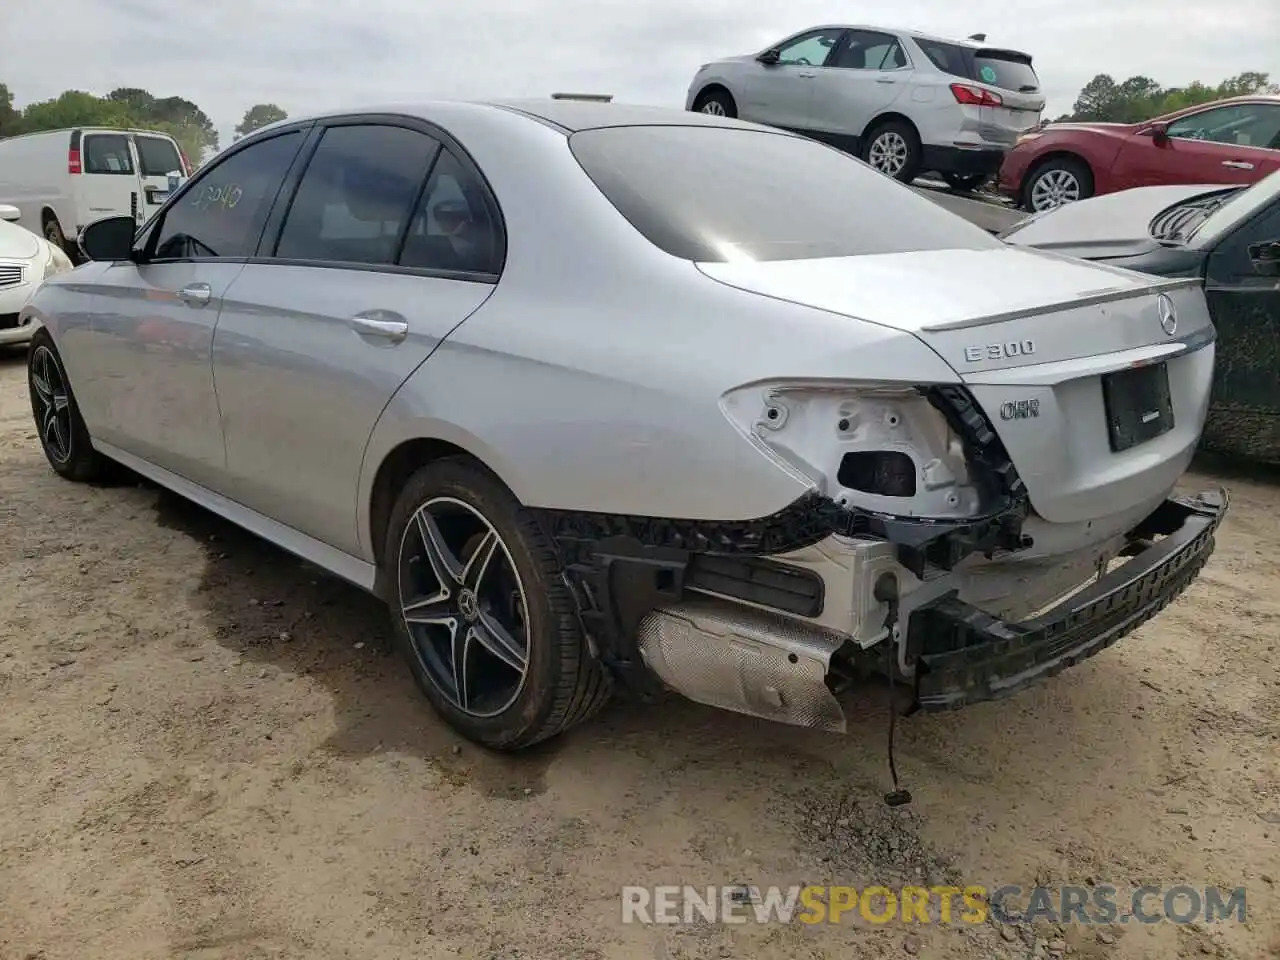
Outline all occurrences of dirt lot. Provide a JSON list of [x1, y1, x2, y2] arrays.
[[0, 346, 1277, 960]]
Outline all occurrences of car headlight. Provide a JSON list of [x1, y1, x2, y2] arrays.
[[1015, 132, 1043, 147], [43, 242, 74, 277]]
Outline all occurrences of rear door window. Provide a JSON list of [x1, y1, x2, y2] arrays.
[[831, 30, 907, 70], [135, 135, 183, 177], [150, 130, 304, 260], [274, 123, 441, 265], [83, 133, 134, 175]]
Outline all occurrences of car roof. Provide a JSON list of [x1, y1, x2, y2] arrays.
[[256, 98, 771, 137], [784, 24, 1020, 52], [482, 98, 764, 132]]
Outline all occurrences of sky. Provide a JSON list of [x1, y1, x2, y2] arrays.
[[2, 0, 1276, 151]]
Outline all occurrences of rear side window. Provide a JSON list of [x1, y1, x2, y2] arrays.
[[151, 131, 303, 260], [569, 125, 1001, 262], [135, 136, 183, 177], [83, 133, 134, 175], [398, 148, 504, 276], [275, 124, 440, 265]]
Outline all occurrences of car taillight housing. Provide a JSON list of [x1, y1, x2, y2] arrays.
[[179, 148, 191, 175], [950, 83, 1004, 107], [68, 147, 81, 174]]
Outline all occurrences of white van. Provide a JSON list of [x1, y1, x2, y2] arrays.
[[0, 127, 189, 256]]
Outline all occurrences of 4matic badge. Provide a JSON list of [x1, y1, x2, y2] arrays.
[[1000, 399, 1040, 420]]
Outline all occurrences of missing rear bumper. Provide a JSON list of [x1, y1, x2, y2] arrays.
[[909, 488, 1228, 711]]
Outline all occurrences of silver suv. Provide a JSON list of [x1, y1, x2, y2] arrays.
[[686, 25, 1045, 189]]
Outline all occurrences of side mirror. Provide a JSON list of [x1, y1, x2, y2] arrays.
[[1145, 121, 1170, 145], [79, 215, 140, 262], [1248, 240, 1280, 277], [0, 203, 20, 222], [756, 48, 781, 65]]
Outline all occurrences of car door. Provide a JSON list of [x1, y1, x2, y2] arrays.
[[76, 131, 142, 228], [209, 118, 501, 557], [1201, 195, 1280, 440], [806, 30, 909, 141], [132, 133, 188, 225], [1110, 102, 1280, 191], [743, 28, 846, 131], [78, 127, 307, 486]]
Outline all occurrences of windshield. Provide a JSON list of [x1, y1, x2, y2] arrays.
[[568, 125, 1002, 262], [1187, 169, 1280, 247], [1148, 188, 1242, 245]]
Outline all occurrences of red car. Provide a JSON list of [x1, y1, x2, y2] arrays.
[[998, 94, 1280, 212]]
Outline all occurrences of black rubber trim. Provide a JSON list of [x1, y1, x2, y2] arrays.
[[686, 554, 824, 618], [910, 488, 1228, 711]]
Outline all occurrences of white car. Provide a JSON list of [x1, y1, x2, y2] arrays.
[[686, 25, 1045, 189], [0, 204, 74, 347]]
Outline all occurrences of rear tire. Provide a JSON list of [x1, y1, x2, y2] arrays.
[[861, 119, 922, 183], [27, 329, 105, 483], [692, 88, 737, 118], [1022, 157, 1094, 212], [383, 457, 612, 750]]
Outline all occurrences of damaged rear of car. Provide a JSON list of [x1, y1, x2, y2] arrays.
[[543, 118, 1226, 747]]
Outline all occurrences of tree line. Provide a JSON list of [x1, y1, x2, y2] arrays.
[[0, 83, 287, 166], [1, 70, 1276, 160], [1055, 71, 1277, 123]]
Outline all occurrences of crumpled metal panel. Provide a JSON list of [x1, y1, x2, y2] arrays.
[[636, 597, 847, 733]]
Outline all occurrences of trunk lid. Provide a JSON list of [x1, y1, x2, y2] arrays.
[[696, 247, 1215, 525]]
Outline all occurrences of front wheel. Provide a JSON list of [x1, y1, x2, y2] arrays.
[[27, 329, 104, 482], [861, 120, 922, 183], [383, 458, 612, 750], [1023, 157, 1094, 212], [691, 88, 737, 118]]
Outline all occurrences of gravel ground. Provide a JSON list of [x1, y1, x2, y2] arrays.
[[0, 345, 1277, 960]]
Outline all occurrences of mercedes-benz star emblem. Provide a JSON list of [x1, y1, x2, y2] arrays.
[[1156, 293, 1177, 336]]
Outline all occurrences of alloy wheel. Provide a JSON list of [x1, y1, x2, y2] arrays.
[[699, 100, 726, 117], [397, 496, 531, 718], [868, 131, 909, 178], [1029, 169, 1081, 212], [29, 345, 73, 465]]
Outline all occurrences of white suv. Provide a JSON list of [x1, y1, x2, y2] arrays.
[[686, 25, 1045, 189]]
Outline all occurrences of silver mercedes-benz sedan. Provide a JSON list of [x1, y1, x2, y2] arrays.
[[22, 99, 1226, 759]]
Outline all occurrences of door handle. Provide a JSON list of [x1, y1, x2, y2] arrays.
[[796, 72, 816, 79], [1222, 160, 1255, 170], [350, 312, 409, 343], [177, 282, 212, 306], [876, 77, 897, 84]]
